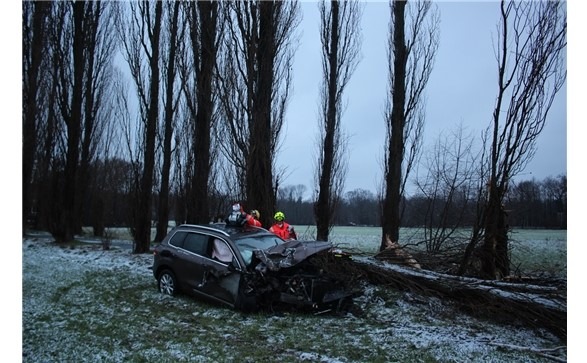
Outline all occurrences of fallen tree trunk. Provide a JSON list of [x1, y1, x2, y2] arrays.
[[351, 256, 567, 341]]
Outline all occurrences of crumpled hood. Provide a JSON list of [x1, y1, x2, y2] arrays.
[[253, 240, 332, 271]]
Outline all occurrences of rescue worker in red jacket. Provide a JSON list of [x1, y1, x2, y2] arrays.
[[245, 209, 262, 227], [269, 211, 297, 240]]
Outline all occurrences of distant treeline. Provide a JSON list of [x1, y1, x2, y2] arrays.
[[276, 174, 567, 229], [26, 157, 565, 231]]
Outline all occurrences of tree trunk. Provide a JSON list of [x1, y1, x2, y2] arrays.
[[188, 0, 218, 225], [315, 0, 339, 242], [246, 1, 276, 227], [353, 257, 566, 340], [135, 1, 162, 253], [155, 1, 181, 242], [53, 1, 86, 243], [77, 2, 102, 236], [481, 183, 510, 279], [381, 0, 407, 251], [23, 1, 50, 231], [37, 81, 59, 232], [92, 196, 105, 237]]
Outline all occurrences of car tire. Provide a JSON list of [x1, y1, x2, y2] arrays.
[[158, 269, 177, 296]]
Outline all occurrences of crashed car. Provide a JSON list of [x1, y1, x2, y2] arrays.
[[152, 223, 361, 314]]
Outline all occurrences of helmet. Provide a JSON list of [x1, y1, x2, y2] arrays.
[[232, 203, 242, 212], [250, 210, 260, 219], [274, 211, 285, 221]]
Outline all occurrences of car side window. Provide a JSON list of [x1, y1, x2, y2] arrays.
[[168, 231, 187, 248], [182, 233, 210, 256]]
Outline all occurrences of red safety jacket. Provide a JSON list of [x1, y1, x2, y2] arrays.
[[245, 214, 262, 227], [269, 222, 297, 240]]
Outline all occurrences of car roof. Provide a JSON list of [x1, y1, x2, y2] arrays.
[[174, 223, 275, 240]]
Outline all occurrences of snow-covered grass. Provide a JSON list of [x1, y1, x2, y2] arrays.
[[21, 233, 567, 362], [300, 226, 568, 280], [508, 230, 567, 278]]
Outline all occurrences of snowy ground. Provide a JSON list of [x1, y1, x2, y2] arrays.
[[20, 234, 567, 362]]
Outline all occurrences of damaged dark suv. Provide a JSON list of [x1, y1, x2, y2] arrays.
[[152, 223, 361, 314]]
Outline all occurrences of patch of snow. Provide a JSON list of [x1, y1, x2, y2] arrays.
[[21, 236, 567, 362]]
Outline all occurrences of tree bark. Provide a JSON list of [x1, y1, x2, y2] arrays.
[[23, 1, 50, 231], [246, 1, 277, 227], [315, 0, 361, 241], [53, 1, 86, 243], [77, 2, 105, 236], [381, 0, 407, 251], [188, 0, 218, 225], [155, 1, 181, 242], [481, 182, 510, 279], [135, 1, 162, 253], [353, 257, 566, 340], [315, 1, 339, 242]]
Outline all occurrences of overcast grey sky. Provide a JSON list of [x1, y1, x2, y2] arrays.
[[7, 1, 575, 200], [279, 0, 568, 198]]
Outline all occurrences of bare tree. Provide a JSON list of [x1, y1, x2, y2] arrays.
[[415, 125, 479, 254], [76, 2, 117, 236], [43, 1, 86, 243], [22, 1, 51, 231], [34, 4, 64, 234], [35, 1, 115, 243], [276, 184, 309, 224], [178, 0, 222, 225], [217, 1, 300, 227], [86, 67, 131, 236], [541, 174, 566, 229], [478, 0, 566, 279], [345, 188, 378, 226], [278, 184, 307, 203], [154, 1, 183, 242], [314, 0, 362, 241], [380, 0, 439, 251], [117, 1, 164, 253]]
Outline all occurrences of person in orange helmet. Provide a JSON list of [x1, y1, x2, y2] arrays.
[[246, 209, 262, 227]]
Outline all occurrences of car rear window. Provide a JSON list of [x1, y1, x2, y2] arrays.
[[169, 231, 188, 248]]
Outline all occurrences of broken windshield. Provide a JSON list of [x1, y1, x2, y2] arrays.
[[234, 235, 284, 265]]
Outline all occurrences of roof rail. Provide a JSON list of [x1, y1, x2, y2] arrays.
[[177, 223, 230, 237]]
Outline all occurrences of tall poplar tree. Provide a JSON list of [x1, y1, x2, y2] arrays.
[[314, 0, 362, 241]]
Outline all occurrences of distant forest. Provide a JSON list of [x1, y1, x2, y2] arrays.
[[276, 174, 566, 229], [26, 158, 562, 231]]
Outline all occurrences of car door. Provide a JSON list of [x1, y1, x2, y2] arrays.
[[167, 231, 209, 293], [195, 237, 241, 307]]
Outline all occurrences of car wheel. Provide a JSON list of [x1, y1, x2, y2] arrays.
[[158, 270, 177, 296]]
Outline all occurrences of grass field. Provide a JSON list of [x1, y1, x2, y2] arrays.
[[81, 225, 568, 278], [21, 228, 568, 362]]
